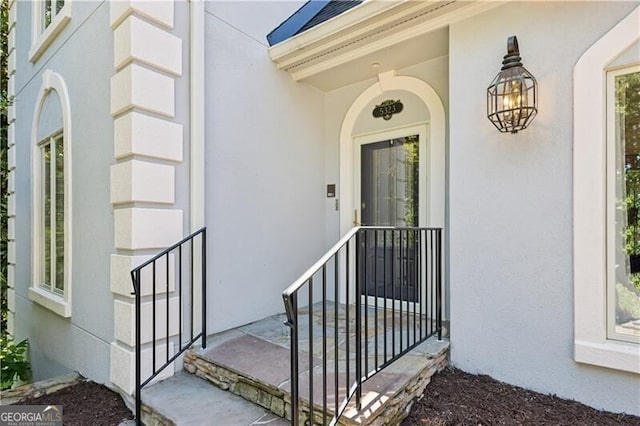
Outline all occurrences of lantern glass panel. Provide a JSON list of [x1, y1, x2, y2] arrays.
[[486, 37, 538, 133], [487, 67, 537, 133]]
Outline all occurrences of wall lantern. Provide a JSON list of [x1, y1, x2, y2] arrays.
[[487, 36, 538, 134]]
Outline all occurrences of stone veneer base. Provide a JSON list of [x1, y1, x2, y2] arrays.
[[181, 340, 449, 425]]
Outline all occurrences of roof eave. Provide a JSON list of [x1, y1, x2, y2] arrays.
[[269, 0, 398, 60], [269, 0, 508, 84]]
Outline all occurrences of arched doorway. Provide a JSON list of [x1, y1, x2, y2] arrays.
[[339, 71, 446, 235]]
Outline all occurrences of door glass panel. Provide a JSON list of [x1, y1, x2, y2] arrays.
[[361, 135, 419, 227], [360, 135, 420, 302]]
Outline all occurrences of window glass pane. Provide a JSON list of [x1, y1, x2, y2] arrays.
[[56, 0, 64, 15], [54, 136, 64, 292], [615, 70, 640, 339], [44, 0, 53, 29], [42, 143, 51, 287]]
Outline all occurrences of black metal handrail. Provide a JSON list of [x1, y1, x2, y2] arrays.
[[283, 226, 442, 425], [130, 227, 207, 425]]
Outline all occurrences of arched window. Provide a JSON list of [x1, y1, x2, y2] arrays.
[[29, 70, 72, 317], [573, 6, 639, 373]]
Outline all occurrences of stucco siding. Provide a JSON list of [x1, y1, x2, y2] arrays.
[[173, 1, 191, 234], [12, 1, 113, 383], [449, 1, 639, 415], [203, 2, 327, 332]]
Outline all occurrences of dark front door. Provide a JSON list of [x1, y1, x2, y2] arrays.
[[359, 135, 420, 302]]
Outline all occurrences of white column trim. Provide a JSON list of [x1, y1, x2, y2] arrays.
[[110, 0, 183, 395]]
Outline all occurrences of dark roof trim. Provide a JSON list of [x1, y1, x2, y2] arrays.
[[267, 1, 331, 46], [267, 1, 364, 46], [297, 1, 363, 35]]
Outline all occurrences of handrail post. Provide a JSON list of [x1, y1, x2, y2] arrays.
[[288, 295, 299, 426], [355, 230, 362, 410], [201, 229, 207, 349], [135, 270, 142, 426], [437, 229, 443, 341]]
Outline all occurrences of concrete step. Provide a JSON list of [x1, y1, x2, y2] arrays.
[[140, 371, 288, 426], [182, 308, 449, 425]]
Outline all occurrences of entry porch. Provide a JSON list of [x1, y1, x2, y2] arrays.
[[140, 302, 449, 425]]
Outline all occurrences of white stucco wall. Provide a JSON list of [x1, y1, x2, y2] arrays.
[[203, 1, 327, 332], [174, 2, 192, 233], [12, 1, 113, 383], [449, 1, 640, 415]]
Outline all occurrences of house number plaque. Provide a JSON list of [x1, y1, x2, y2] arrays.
[[372, 100, 403, 121]]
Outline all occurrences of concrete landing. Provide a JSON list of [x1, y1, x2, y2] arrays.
[[141, 372, 288, 426]]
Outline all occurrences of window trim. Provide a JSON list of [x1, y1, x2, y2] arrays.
[[29, 0, 71, 63], [30, 70, 72, 318], [573, 5, 640, 374]]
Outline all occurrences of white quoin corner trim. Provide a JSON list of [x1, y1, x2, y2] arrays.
[[338, 71, 446, 234]]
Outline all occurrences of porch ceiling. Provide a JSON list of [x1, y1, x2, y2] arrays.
[[303, 27, 449, 91], [268, 0, 504, 92]]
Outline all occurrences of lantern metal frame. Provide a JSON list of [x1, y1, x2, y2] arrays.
[[487, 36, 538, 134]]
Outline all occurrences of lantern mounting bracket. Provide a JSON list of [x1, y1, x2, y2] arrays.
[[502, 36, 523, 70]]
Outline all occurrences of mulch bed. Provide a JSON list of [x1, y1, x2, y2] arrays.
[[11, 368, 640, 425], [14, 380, 133, 426], [403, 367, 640, 426]]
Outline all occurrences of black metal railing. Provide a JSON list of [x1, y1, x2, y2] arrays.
[[130, 227, 207, 425], [282, 226, 442, 426]]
